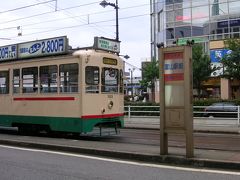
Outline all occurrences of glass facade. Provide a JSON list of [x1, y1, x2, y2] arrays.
[[151, 0, 240, 47], [150, 0, 240, 99]]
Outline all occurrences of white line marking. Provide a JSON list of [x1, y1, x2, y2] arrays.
[[0, 144, 239, 176]]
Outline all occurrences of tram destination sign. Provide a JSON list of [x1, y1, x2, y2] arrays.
[[94, 37, 120, 53], [18, 36, 68, 59], [0, 45, 17, 61]]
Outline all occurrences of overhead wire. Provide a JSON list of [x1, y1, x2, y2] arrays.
[[35, 0, 113, 37], [0, 1, 152, 36], [0, 1, 101, 25], [0, 0, 56, 14], [0, 0, 150, 46], [124, 60, 142, 71], [7, 13, 149, 39]]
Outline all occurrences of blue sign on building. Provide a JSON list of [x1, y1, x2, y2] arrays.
[[218, 19, 240, 28], [210, 49, 232, 63]]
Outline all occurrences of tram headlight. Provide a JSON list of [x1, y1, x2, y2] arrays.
[[108, 101, 114, 109], [101, 108, 105, 113]]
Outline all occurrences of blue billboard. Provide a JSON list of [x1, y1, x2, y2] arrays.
[[210, 49, 232, 63]]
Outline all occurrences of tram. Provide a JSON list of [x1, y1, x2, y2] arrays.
[[0, 36, 124, 135]]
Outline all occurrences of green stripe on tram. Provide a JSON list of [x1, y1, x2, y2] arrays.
[[0, 115, 124, 133]]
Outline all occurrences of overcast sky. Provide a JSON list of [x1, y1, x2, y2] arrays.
[[0, 0, 150, 76]]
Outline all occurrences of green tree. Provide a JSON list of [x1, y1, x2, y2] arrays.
[[192, 44, 217, 99], [221, 38, 240, 80], [140, 60, 159, 102]]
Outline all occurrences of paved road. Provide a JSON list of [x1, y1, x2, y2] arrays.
[[0, 145, 239, 180]]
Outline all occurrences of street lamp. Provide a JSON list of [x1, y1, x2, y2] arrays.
[[119, 54, 130, 59], [100, 0, 119, 42], [128, 68, 135, 99]]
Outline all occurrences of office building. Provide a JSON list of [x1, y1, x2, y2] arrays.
[[150, 0, 240, 99]]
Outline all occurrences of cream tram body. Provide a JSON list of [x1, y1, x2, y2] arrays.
[[0, 49, 124, 133]]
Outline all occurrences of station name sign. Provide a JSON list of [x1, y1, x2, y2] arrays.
[[94, 37, 120, 53], [0, 36, 68, 62], [164, 52, 184, 82]]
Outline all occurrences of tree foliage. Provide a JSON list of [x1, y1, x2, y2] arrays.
[[140, 60, 159, 90], [192, 44, 217, 98], [221, 38, 240, 80]]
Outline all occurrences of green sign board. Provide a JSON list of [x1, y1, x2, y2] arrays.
[[94, 37, 120, 53], [177, 37, 207, 46]]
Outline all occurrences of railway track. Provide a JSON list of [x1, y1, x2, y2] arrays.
[[0, 127, 239, 152]]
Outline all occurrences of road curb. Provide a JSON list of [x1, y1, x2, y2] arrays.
[[0, 139, 239, 171]]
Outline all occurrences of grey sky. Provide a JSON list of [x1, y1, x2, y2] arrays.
[[0, 0, 150, 75]]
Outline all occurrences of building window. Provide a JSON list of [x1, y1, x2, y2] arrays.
[[232, 27, 240, 38], [210, 2, 228, 16], [40, 65, 58, 93], [158, 10, 164, 32], [166, 28, 175, 39], [175, 26, 191, 38], [192, 0, 209, 7], [59, 63, 78, 93], [229, 1, 240, 15], [0, 71, 9, 94]]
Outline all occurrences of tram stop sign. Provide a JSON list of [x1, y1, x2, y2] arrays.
[[159, 45, 194, 158]]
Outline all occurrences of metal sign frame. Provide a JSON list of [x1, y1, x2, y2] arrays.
[[93, 36, 120, 53], [159, 45, 193, 158]]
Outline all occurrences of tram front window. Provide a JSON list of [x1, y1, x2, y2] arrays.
[[101, 68, 118, 93]]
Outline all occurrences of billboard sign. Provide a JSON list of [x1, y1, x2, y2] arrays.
[[94, 37, 120, 53], [177, 37, 207, 46], [210, 49, 232, 63], [218, 19, 240, 28], [0, 45, 17, 61], [18, 36, 68, 59]]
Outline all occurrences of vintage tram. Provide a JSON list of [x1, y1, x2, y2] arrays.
[[0, 36, 124, 135]]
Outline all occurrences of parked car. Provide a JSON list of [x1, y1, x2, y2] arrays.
[[203, 102, 238, 118]]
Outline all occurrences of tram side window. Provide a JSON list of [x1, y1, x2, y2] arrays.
[[101, 68, 118, 93], [13, 69, 20, 94], [40, 65, 57, 93], [22, 67, 38, 93], [0, 71, 9, 94], [85, 66, 99, 93], [60, 63, 78, 93], [119, 70, 123, 93]]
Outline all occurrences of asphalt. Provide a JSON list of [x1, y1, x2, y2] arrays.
[[0, 129, 239, 171]]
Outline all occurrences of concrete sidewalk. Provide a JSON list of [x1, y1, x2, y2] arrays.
[[0, 133, 239, 171]]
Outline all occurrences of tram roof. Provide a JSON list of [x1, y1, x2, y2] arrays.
[[72, 48, 120, 58]]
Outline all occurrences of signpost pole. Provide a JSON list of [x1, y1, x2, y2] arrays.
[[159, 45, 194, 158]]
